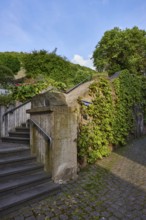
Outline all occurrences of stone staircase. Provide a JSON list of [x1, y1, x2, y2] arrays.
[[1, 122, 30, 144], [0, 123, 61, 216]]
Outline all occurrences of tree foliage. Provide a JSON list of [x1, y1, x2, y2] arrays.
[[92, 26, 146, 75], [0, 65, 14, 86], [22, 50, 96, 87], [0, 53, 21, 74], [0, 50, 97, 102]]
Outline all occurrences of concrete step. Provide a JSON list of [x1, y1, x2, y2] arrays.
[[21, 122, 28, 127], [15, 127, 29, 132], [0, 181, 61, 214], [0, 121, 61, 217], [0, 171, 51, 195], [0, 140, 29, 148], [0, 147, 30, 159], [1, 136, 30, 144], [0, 162, 44, 178], [0, 155, 36, 168], [9, 131, 30, 138]]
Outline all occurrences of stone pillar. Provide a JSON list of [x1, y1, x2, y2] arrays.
[[27, 92, 78, 183], [51, 106, 78, 183]]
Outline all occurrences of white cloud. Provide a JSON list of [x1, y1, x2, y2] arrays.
[[71, 54, 95, 70]]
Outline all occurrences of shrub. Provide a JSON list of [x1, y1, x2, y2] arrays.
[[22, 50, 96, 87], [0, 53, 20, 74], [0, 65, 14, 86], [11, 78, 67, 102], [0, 94, 14, 106]]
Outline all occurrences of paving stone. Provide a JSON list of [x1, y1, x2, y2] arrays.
[[91, 211, 100, 217], [23, 210, 34, 218], [25, 216, 36, 220], [45, 212, 55, 218], [108, 217, 119, 220], [101, 211, 111, 217], [14, 216, 24, 220], [50, 217, 59, 220], [133, 218, 142, 220], [84, 207, 92, 213], [2, 138, 146, 220], [142, 209, 146, 214], [114, 211, 124, 219], [59, 214, 69, 220]]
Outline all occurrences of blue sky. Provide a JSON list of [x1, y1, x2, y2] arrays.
[[0, 0, 146, 69]]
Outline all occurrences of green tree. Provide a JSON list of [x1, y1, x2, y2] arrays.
[[0, 53, 21, 73], [0, 65, 14, 86], [92, 26, 146, 75]]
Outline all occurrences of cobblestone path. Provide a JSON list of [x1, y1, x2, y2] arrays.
[[2, 137, 146, 220]]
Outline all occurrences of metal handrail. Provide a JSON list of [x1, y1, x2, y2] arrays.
[[65, 75, 92, 94], [29, 118, 52, 144], [3, 100, 31, 120]]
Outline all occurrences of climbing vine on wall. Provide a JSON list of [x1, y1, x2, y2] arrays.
[[112, 70, 143, 145], [78, 77, 114, 164], [78, 70, 144, 164]]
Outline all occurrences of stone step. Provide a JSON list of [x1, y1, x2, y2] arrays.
[[0, 147, 30, 159], [21, 122, 28, 127], [0, 140, 29, 148], [0, 171, 51, 195], [0, 121, 61, 217], [0, 181, 61, 214], [9, 131, 30, 138], [1, 136, 30, 144], [0, 155, 36, 168], [0, 162, 44, 179], [15, 127, 29, 132]]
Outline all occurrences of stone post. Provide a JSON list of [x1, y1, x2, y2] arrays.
[[27, 92, 78, 183], [51, 106, 78, 183]]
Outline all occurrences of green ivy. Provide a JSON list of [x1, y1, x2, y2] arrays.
[[78, 70, 144, 164], [11, 78, 67, 102], [112, 70, 143, 145], [78, 77, 113, 164]]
